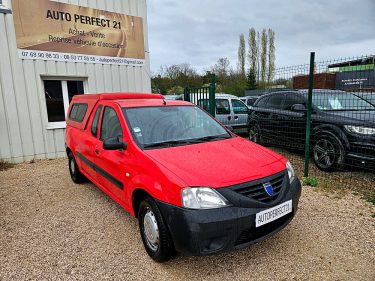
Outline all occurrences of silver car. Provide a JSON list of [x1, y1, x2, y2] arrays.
[[197, 93, 249, 134]]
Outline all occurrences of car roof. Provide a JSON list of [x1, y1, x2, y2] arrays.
[[117, 99, 192, 108], [215, 93, 241, 99]]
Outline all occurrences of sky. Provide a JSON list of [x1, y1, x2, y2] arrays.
[[147, 0, 375, 74]]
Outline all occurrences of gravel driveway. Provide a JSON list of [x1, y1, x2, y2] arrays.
[[1, 159, 374, 281]]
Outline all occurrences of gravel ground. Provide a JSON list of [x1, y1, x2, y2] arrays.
[[1, 159, 374, 281]]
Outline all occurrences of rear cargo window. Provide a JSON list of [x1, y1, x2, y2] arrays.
[[69, 103, 88, 123]]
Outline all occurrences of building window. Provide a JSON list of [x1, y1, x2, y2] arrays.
[[43, 79, 85, 129]]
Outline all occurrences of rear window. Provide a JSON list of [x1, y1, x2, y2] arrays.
[[69, 103, 88, 123]]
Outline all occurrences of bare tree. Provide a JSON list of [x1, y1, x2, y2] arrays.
[[248, 27, 258, 82], [267, 28, 275, 84], [237, 33, 246, 77], [260, 29, 268, 84]]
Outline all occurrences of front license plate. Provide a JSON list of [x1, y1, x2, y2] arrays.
[[255, 200, 292, 228]]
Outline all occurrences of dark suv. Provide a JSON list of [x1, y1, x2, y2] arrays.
[[247, 90, 375, 171]]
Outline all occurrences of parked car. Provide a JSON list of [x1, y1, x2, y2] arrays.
[[197, 93, 249, 134], [240, 96, 259, 108], [66, 93, 301, 262], [247, 90, 375, 171]]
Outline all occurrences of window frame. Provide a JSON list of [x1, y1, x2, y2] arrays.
[[42, 77, 87, 130], [0, 0, 12, 13], [100, 106, 123, 141]]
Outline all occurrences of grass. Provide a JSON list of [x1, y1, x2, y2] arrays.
[[0, 160, 14, 171], [302, 176, 318, 187]]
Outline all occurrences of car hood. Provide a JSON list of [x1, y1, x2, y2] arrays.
[[144, 137, 286, 188], [318, 110, 375, 125]]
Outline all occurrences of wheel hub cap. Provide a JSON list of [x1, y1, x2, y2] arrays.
[[70, 159, 75, 174], [143, 209, 159, 251]]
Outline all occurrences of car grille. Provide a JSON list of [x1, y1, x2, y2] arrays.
[[228, 171, 285, 203], [235, 212, 293, 246]]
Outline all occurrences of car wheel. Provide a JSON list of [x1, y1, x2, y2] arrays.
[[138, 196, 175, 262], [249, 125, 261, 143], [68, 152, 86, 183], [313, 135, 345, 171]]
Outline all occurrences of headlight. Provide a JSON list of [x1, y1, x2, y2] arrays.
[[344, 125, 375, 135], [286, 161, 295, 183], [181, 187, 230, 209]]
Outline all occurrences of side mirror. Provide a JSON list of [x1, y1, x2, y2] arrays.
[[103, 136, 127, 150], [225, 125, 234, 132], [291, 103, 307, 112]]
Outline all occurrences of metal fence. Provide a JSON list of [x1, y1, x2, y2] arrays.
[[248, 54, 375, 194]]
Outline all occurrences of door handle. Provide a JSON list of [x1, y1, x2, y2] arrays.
[[227, 116, 231, 121], [95, 149, 100, 155]]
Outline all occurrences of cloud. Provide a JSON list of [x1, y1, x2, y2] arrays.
[[147, 0, 375, 72]]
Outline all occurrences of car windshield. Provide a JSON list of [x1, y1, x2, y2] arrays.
[[122, 106, 231, 149], [311, 92, 375, 111]]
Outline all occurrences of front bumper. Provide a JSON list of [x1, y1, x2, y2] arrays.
[[156, 176, 302, 256]]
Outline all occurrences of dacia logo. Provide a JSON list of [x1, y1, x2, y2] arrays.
[[263, 182, 273, 197]]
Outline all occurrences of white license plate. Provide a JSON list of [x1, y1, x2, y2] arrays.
[[255, 200, 292, 228]]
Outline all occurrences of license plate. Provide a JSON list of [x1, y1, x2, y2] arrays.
[[255, 200, 293, 228]]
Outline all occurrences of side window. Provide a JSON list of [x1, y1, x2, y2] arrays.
[[265, 94, 285, 109], [282, 94, 306, 110], [69, 103, 88, 122], [231, 99, 248, 114], [255, 96, 269, 108], [100, 107, 123, 141], [216, 99, 230, 115], [91, 105, 103, 137], [247, 98, 257, 106]]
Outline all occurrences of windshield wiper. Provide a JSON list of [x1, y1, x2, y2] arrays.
[[143, 140, 191, 149], [189, 135, 231, 143]]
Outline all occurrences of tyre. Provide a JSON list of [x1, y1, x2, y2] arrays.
[[68, 152, 86, 183], [313, 134, 345, 171], [249, 124, 261, 143], [138, 196, 175, 262]]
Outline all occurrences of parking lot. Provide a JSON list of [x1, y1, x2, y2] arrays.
[[1, 158, 374, 281]]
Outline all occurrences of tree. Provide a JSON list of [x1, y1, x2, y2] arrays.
[[247, 68, 257, 90], [260, 29, 268, 85], [237, 33, 246, 77], [248, 27, 258, 83], [267, 28, 275, 84]]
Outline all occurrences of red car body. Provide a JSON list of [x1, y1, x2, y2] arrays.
[[65, 93, 301, 261]]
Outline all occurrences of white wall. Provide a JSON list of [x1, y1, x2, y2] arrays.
[[0, 0, 151, 163]]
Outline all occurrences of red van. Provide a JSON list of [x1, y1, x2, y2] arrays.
[[65, 93, 301, 262]]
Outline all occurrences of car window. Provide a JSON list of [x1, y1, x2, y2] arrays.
[[247, 98, 257, 106], [264, 94, 285, 109], [100, 107, 123, 141], [283, 94, 306, 110], [216, 99, 230, 115], [231, 99, 248, 114], [255, 96, 268, 107], [69, 103, 88, 123], [91, 105, 102, 137]]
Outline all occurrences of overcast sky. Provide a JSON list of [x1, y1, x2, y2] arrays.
[[147, 0, 375, 74]]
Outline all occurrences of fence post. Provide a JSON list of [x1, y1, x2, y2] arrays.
[[304, 52, 315, 177], [209, 73, 216, 117], [184, 87, 190, 102]]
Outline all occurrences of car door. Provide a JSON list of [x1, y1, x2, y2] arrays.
[[279, 93, 308, 149], [230, 99, 249, 133], [257, 94, 285, 143], [215, 98, 231, 126], [95, 104, 128, 200], [77, 104, 103, 182]]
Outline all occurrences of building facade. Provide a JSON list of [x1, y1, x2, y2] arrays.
[[0, 0, 151, 163]]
